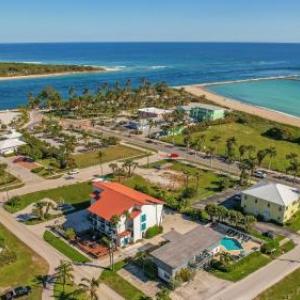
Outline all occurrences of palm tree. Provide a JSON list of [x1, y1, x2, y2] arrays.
[[55, 260, 74, 293], [207, 146, 215, 167], [109, 163, 118, 177], [205, 203, 218, 222], [34, 274, 50, 289], [266, 147, 277, 170], [122, 159, 138, 177], [98, 150, 104, 176], [244, 215, 256, 231], [286, 154, 300, 183], [256, 149, 268, 167], [79, 277, 100, 300], [210, 135, 221, 155]]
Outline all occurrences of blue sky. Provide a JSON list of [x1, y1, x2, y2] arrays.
[[0, 0, 300, 43]]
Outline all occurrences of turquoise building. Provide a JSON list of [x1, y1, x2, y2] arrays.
[[178, 103, 225, 122]]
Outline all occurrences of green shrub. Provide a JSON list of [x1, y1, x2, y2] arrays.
[[31, 166, 45, 173], [261, 240, 280, 254], [64, 228, 76, 241], [145, 225, 163, 239]]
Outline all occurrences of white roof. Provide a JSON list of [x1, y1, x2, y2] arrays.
[[138, 107, 172, 115], [4, 129, 22, 139], [0, 138, 26, 150], [179, 103, 225, 111], [242, 182, 300, 207]]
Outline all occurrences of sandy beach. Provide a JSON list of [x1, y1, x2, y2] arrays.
[[184, 84, 300, 128], [0, 68, 110, 81]]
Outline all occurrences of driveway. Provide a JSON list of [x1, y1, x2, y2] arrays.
[[171, 270, 231, 300]]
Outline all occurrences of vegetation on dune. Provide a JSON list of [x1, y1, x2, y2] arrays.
[[0, 62, 104, 77]]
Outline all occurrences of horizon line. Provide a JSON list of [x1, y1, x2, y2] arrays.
[[0, 41, 300, 45]]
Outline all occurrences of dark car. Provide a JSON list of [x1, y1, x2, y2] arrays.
[[1, 286, 31, 300]]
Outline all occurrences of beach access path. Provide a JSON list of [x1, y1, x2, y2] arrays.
[[183, 84, 300, 128]]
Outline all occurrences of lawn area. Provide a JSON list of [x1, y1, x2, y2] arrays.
[[285, 211, 300, 232], [255, 268, 300, 300], [0, 171, 22, 191], [162, 122, 300, 172], [212, 252, 271, 282], [72, 144, 146, 169], [100, 261, 146, 300], [43, 231, 90, 263], [5, 181, 92, 213], [0, 223, 49, 299], [54, 280, 88, 300]]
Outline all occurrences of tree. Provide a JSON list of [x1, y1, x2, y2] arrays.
[[256, 149, 268, 167], [205, 203, 218, 221], [286, 153, 300, 183], [122, 159, 138, 177], [34, 274, 50, 289], [101, 235, 115, 271], [98, 150, 105, 176], [243, 215, 256, 231], [266, 147, 277, 170], [79, 277, 100, 300], [226, 137, 237, 162], [55, 260, 74, 293], [210, 135, 221, 155]]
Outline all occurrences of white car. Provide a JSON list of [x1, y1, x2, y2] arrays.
[[254, 170, 267, 179], [68, 169, 79, 175]]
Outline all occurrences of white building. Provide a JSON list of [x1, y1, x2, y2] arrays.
[[0, 130, 26, 155], [138, 107, 173, 121], [88, 181, 164, 247]]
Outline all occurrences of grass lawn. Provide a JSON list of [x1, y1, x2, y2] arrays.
[[255, 268, 300, 300], [0, 171, 22, 191], [212, 252, 272, 282], [43, 231, 90, 263], [285, 211, 300, 232], [0, 224, 49, 299], [53, 279, 88, 300], [72, 144, 145, 169], [100, 261, 146, 300], [162, 122, 300, 172], [5, 181, 92, 213], [126, 160, 235, 204]]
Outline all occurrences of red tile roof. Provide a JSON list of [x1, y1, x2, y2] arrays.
[[118, 230, 132, 238], [88, 181, 164, 221]]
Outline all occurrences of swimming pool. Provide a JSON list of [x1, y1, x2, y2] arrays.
[[220, 237, 243, 251]]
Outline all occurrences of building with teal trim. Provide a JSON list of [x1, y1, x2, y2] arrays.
[[177, 103, 225, 122]]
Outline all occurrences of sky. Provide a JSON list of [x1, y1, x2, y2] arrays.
[[0, 0, 300, 43]]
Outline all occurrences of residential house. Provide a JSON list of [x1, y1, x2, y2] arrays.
[[88, 181, 164, 247], [241, 182, 300, 224], [0, 129, 26, 155], [151, 226, 222, 282], [138, 107, 173, 121], [177, 103, 225, 122]]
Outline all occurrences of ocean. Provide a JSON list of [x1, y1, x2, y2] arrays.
[[0, 42, 300, 114]]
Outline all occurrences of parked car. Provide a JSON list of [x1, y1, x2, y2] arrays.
[[1, 286, 32, 300], [68, 169, 79, 175], [254, 170, 267, 179]]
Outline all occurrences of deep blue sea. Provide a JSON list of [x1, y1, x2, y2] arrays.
[[0, 42, 300, 114]]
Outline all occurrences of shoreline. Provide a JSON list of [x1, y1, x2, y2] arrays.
[[183, 83, 300, 128], [0, 68, 111, 81]]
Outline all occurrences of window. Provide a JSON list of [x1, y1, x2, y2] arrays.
[[255, 199, 258, 204], [267, 203, 270, 208], [278, 207, 282, 211], [141, 223, 146, 231], [141, 214, 146, 223]]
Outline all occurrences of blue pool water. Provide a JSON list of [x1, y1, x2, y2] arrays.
[[220, 237, 243, 251], [208, 78, 300, 117], [0, 42, 300, 111]]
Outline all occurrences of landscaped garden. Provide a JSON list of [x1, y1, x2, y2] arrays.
[[0, 224, 49, 299], [0, 163, 23, 191], [255, 268, 300, 300], [43, 231, 90, 263], [5, 181, 92, 213]]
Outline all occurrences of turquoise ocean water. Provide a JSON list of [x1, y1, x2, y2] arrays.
[[208, 79, 300, 117], [0, 42, 300, 116]]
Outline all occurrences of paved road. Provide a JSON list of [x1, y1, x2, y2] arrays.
[[0, 153, 161, 201], [69, 121, 300, 189], [208, 240, 300, 300]]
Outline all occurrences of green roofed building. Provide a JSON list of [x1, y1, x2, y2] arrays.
[[177, 103, 226, 122]]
